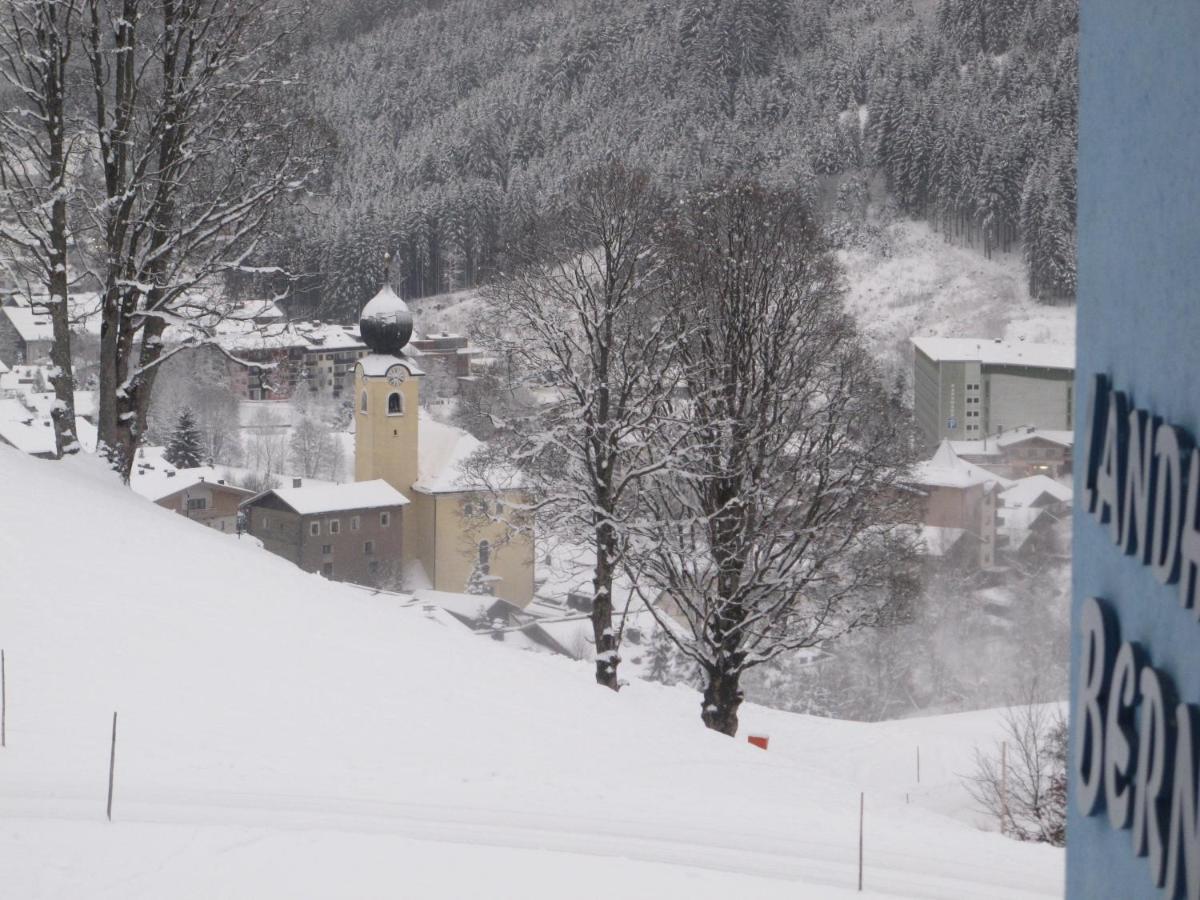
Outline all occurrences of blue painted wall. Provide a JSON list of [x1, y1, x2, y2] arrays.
[[1070, 0, 1200, 896]]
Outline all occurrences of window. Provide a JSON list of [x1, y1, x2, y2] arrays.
[[310, 521, 320, 537], [360, 390, 368, 414], [388, 392, 404, 415], [263, 516, 271, 530], [329, 519, 340, 534], [321, 562, 333, 577], [322, 544, 332, 555], [350, 516, 360, 532], [380, 511, 390, 527], [478, 540, 491, 575], [364, 540, 375, 556], [186, 497, 207, 511]]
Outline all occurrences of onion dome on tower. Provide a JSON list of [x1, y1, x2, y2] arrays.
[[359, 283, 413, 356]]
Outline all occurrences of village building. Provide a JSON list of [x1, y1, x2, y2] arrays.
[[911, 336, 1075, 446], [996, 475, 1072, 562], [0, 304, 53, 367], [905, 440, 1011, 569], [131, 458, 257, 532], [949, 425, 1075, 480], [160, 477, 253, 532], [215, 322, 369, 402], [241, 479, 409, 585], [351, 284, 535, 605], [902, 439, 1074, 572]]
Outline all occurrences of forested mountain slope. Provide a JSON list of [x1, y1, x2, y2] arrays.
[[280, 0, 1076, 317]]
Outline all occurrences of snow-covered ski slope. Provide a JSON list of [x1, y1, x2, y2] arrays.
[[0, 448, 1063, 898]]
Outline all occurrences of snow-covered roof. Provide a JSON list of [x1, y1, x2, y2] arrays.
[[230, 300, 286, 320], [0, 397, 56, 455], [1, 306, 53, 343], [995, 427, 1075, 449], [1000, 475, 1073, 509], [911, 337, 1074, 371], [947, 438, 1001, 457], [131, 462, 251, 503], [908, 441, 1014, 490], [410, 588, 508, 622], [412, 415, 524, 495], [0, 359, 8, 374], [212, 321, 310, 352], [357, 353, 425, 378], [248, 479, 409, 515], [412, 416, 484, 493], [298, 322, 366, 351]]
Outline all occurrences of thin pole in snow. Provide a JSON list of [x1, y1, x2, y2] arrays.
[[1001, 740, 1009, 836], [858, 791, 864, 892], [916, 744, 920, 784], [1, 649, 6, 748], [106, 712, 118, 822]]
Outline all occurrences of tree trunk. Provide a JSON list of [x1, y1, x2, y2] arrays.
[[591, 519, 620, 691], [45, 69, 77, 457], [700, 663, 743, 737]]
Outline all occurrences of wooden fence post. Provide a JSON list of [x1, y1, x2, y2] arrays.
[[106, 712, 118, 821]]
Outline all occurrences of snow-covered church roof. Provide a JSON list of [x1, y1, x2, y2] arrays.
[[412, 415, 523, 495]]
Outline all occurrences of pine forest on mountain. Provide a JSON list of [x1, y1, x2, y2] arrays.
[[270, 0, 1077, 318]]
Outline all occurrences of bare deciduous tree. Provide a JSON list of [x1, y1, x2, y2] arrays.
[[0, 0, 82, 456], [474, 163, 680, 691], [633, 182, 919, 736], [966, 695, 1067, 847], [77, 0, 315, 479]]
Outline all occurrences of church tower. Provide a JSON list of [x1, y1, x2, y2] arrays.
[[354, 283, 424, 498]]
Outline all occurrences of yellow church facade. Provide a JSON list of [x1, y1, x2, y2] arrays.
[[353, 286, 534, 605]]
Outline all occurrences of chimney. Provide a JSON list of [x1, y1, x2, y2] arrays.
[[293, 477, 302, 488]]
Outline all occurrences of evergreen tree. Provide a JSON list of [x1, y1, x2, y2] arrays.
[[465, 563, 493, 597], [164, 409, 206, 469]]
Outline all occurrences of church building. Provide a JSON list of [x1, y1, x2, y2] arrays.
[[353, 284, 534, 605]]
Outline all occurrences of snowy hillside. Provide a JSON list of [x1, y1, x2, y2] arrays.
[[410, 218, 1076, 390], [839, 220, 1076, 381], [0, 447, 1062, 898]]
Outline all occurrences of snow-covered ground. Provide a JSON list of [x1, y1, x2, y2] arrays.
[[0, 447, 1063, 898]]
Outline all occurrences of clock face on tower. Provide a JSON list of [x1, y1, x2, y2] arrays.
[[386, 365, 408, 386]]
